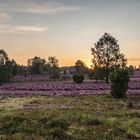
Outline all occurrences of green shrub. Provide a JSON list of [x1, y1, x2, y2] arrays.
[[47, 118, 69, 139], [73, 74, 84, 84], [48, 118, 69, 131], [110, 69, 129, 98], [47, 67, 60, 81], [85, 118, 102, 126]]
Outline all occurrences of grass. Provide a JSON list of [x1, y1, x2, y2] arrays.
[[0, 95, 140, 140]]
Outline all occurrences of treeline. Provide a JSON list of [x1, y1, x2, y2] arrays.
[[0, 50, 18, 84], [0, 33, 136, 84], [0, 51, 61, 84], [27, 56, 60, 80], [0, 33, 137, 98]]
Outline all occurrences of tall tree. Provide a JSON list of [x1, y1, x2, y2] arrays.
[[91, 33, 127, 83]]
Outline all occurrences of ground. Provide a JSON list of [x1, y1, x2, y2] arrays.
[[0, 71, 140, 139], [0, 95, 140, 140]]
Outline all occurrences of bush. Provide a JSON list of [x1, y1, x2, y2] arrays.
[[110, 69, 129, 98], [73, 74, 84, 83], [47, 118, 69, 139]]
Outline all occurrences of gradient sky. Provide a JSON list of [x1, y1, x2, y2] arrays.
[[0, 0, 140, 67]]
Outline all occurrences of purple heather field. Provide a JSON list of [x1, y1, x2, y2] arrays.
[[0, 71, 140, 97]]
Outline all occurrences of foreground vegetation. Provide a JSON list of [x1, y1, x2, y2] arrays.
[[0, 95, 140, 140]]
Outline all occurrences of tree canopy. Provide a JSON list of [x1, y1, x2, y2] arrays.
[[75, 60, 88, 74], [27, 56, 46, 74], [47, 56, 60, 80], [0, 49, 14, 84], [47, 56, 59, 68], [91, 33, 127, 83], [0, 49, 8, 65]]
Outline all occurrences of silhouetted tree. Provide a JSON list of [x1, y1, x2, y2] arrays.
[[128, 65, 134, 75], [27, 56, 46, 74], [6, 59, 18, 76], [47, 56, 59, 67], [0, 49, 8, 65], [75, 60, 88, 74], [0, 49, 11, 84], [47, 57, 60, 80], [91, 33, 127, 83]]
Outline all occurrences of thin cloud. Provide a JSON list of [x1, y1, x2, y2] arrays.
[[26, 6, 81, 14], [0, 1, 81, 14], [0, 24, 47, 33]]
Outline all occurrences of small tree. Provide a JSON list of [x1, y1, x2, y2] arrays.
[[73, 60, 85, 83], [0, 49, 11, 84], [0, 49, 8, 65], [47, 56, 59, 67], [6, 59, 18, 76], [27, 56, 46, 74], [110, 69, 129, 98], [75, 60, 88, 74], [47, 56, 60, 80], [91, 33, 127, 83]]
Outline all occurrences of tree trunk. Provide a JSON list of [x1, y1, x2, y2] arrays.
[[106, 75, 109, 83], [106, 68, 109, 83]]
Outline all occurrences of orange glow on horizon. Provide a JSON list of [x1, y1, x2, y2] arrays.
[[11, 56, 140, 68]]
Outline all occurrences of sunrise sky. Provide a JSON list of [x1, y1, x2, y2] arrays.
[[0, 0, 140, 67]]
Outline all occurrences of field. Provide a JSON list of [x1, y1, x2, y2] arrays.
[[0, 71, 140, 140]]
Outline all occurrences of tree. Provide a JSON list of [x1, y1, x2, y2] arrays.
[[47, 57, 60, 80], [6, 59, 18, 76], [91, 33, 127, 83], [0, 49, 8, 65], [75, 60, 88, 74], [47, 56, 59, 67], [0, 50, 11, 84], [27, 56, 46, 74]]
